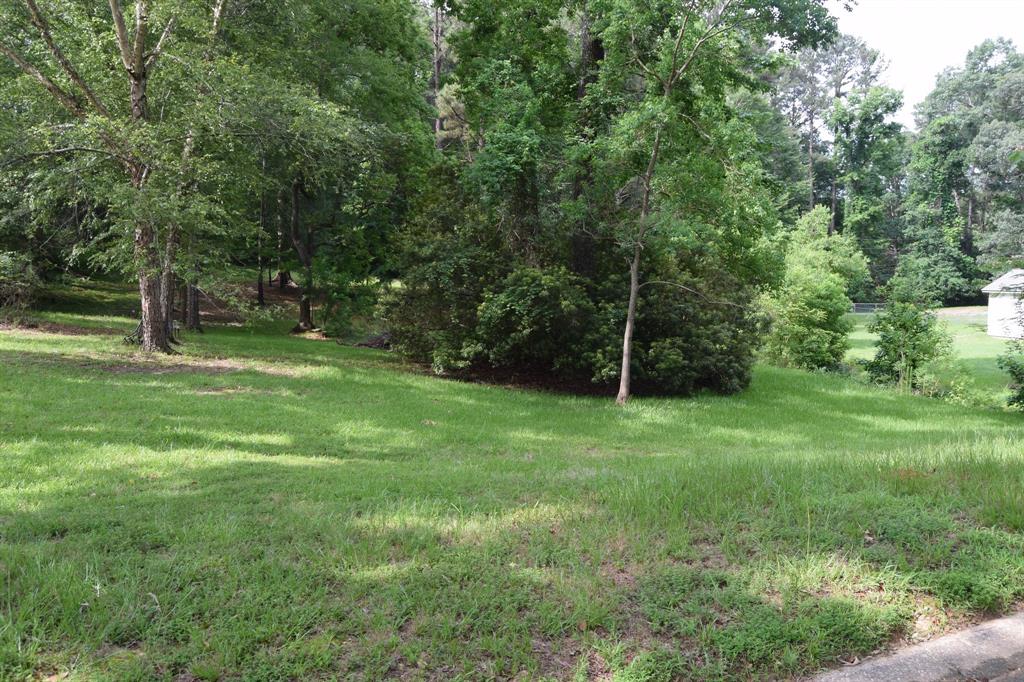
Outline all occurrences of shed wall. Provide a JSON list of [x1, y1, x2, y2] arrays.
[[988, 292, 1024, 338]]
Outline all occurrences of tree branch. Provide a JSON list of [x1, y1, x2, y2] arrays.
[[145, 15, 176, 71], [132, 0, 148, 73], [23, 0, 111, 117], [0, 42, 85, 117], [108, 0, 134, 70], [639, 280, 745, 308], [1, 146, 118, 169]]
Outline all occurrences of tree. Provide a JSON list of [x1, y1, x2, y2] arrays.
[[829, 86, 906, 285], [772, 34, 885, 220], [595, 0, 837, 404], [763, 207, 867, 369], [0, 0, 192, 351], [902, 39, 1024, 304], [866, 302, 952, 392]]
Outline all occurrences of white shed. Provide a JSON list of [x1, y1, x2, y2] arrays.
[[983, 269, 1024, 338]]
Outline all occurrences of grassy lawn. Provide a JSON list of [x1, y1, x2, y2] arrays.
[[2, 288, 1024, 680], [849, 307, 1013, 404]]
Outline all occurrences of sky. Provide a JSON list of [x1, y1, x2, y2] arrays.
[[827, 0, 1024, 130]]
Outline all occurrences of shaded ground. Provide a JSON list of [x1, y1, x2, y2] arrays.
[[2, 286, 1024, 680]]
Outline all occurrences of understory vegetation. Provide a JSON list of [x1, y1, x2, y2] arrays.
[[2, 286, 1024, 681]]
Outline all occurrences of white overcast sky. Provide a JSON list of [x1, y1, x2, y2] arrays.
[[827, 0, 1024, 130]]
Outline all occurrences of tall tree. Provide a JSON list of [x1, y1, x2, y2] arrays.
[[597, 0, 837, 404]]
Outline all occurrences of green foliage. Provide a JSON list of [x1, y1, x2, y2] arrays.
[[887, 252, 972, 307], [763, 208, 863, 370], [763, 265, 851, 370], [865, 303, 953, 391], [0, 251, 40, 320], [472, 266, 594, 371]]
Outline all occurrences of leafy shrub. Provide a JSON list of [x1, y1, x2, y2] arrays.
[[762, 265, 852, 370], [471, 266, 594, 370], [887, 251, 972, 307], [997, 343, 1024, 409], [581, 265, 760, 396], [385, 161, 763, 396], [763, 209, 860, 371], [865, 303, 952, 391], [787, 207, 872, 300], [0, 251, 40, 321]]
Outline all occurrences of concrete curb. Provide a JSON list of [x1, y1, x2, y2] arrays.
[[814, 612, 1024, 681]]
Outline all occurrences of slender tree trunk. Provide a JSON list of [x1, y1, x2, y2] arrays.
[[275, 190, 287, 288], [298, 265, 313, 331], [289, 178, 315, 332], [807, 112, 815, 211], [616, 128, 662, 405], [616, 250, 641, 405], [432, 4, 444, 148], [179, 281, 188, 324], [965, 195, 974, 254], [829, 178, 837, 235], [185, 272, 202, 333], [159, 225, 179, 343], [161, 272, 176, 342]]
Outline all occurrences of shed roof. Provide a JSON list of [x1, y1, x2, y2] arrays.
[[983, 269, 1024, 293]]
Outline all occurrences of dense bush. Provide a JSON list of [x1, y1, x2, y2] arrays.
[[762, 264, 852, 370], [471, 266, 594, 371], [384, 172, 762, 395], [0, 251, 40, 321], [762, 209, 861, 370], [865, 302, 952, 391]]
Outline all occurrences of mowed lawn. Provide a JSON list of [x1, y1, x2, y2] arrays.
[[2, 288, 1024, 680], [849, 307, 1012, 403]]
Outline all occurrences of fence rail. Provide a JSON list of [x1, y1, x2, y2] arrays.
[[851, 302, 886, 314]]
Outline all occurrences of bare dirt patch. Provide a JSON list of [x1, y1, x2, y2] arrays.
[[532, 636, 583, 681]]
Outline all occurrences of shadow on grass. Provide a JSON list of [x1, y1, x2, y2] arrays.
[[2, 338, 1024, 680]]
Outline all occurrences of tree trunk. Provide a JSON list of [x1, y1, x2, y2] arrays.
[[276, 190, 286, 287], [289, 178, 315, 332], [615, 250, 641, 406], [297, 269, 313, 331], [159, 225, 179, 343], [570, 1, 603, 277], [965, 195, 975, 255], [179, 281, 188, 323], [161, 272, 176, 343], [616, 128, 662, 405], [829, 178, 837, 236], [185, 278, 202, 332], [432, 4, 444, 148], [807, 112, 815, 211], [135, 220, 169, 352]]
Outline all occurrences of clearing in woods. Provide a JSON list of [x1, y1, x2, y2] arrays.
[[1, 284, 1023, 680]]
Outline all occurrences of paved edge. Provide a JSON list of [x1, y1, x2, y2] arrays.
[[813, 612, 1024, 682]]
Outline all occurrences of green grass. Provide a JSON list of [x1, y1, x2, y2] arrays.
[[2, 288, 1024, 680], [849, 308, 1013, 403]]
